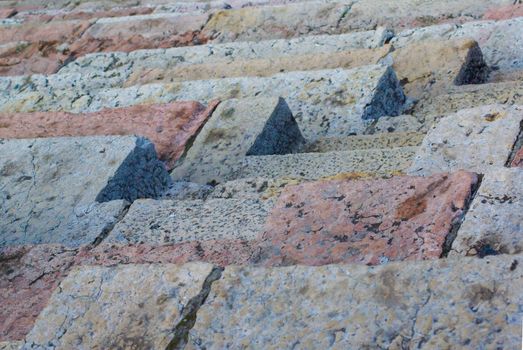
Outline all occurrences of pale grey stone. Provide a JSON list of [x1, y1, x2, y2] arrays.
[[171, 97, 304, 184], [451, 167, 523, 256], [0, 136, 171, 246], [106, 198, 272, 244], [23, 263, 217, 350], [239, 147, 418, 180], [408, 105, 523, 176], [306, 132, 425, 152], [188, 253, 523, 349], [364, 114, 440, 134]]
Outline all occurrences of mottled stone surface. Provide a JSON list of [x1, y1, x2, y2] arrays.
[[23, 263, 217, 349], [0, 18, 89, 45], [0, 41, 69, 76], [0, 101, 219, 169], [239, 147, 417, 180], [161, 181, 213, 201], [209, 177, 302, 200], [256, 171, 477, 266], [188, 253, 523, 349], [106, 198, 273, 244], [392, 17, 523, 75], [123, 46, 392, 85], [483, 3, 523, 20], [412, 81, 523, 118], [0, 66, 405, 139], [306, 132, 425, 153], [0, 136, 170, 246], [172, 97, 303, 184], [391, 39, 489, 98], [451, 167, 523, 256], [409, 105, 523, 176], [364, 114, 439, 134], [0, 245, 78, 341], [0, 341, 21, 350]]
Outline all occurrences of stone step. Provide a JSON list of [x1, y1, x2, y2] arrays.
[[412, 80, 523, 118], [451, 167, 523, 257], [0, 135, 171, 246], [364, 114, 439, 134], [408, 104, 523, 176], [0, 65, 406, 140], [305, 131, 425, 152], [187, 253, 522, 349], [392, 17, 523, 79], [0, 101, 218, 170], [238, 147, 418, 180], [106, 198, 273, 244], [171, 97, 304, 185]]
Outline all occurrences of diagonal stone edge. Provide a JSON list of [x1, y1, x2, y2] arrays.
[[506, 119, 523, 167]]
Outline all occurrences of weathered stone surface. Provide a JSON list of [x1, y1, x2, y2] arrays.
[[0, 101, 219, 169], [256, 171, 477, 266], [408, 105, 523, 176], [0, 341, 21, 350], [0, 245, 77, 341], [412, 81, 523, 118], [0, 66, 406, 140], [188, 253, 523, 349], [23, 263, 217, 349], [239, 147, 417, 180], [58, 27, 392, 88], [171, 97, 304, 184], [451, 167, 523, 257], [306, 132, 425, 153], [106, 198, 272, 244], [392, 17, 523, 75], [483, 3, 523, 20], [364, 114, 439, 134], [0, 18, 89, 44], [15, 6, 153, 23], [390, 39, 489, 99], [0, 41, 69, 76], [0, 136, 171, 246], [512, 146, 523, 167], [161, 181, 213, 200], [123, 46, 392, 85], [209, 177, 302, 200]]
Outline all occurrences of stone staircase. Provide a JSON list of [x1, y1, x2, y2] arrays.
[[1, 0, 523, 348]]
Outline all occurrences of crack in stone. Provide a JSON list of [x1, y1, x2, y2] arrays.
[[91, 202, 131, 247], [165, 266, 223, 350]]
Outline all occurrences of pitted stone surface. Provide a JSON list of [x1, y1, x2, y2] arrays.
[[0, 245, 78, 341], [0, 66, 406, 140], [0, 136, 171, 246], [364, 114, 439, 134], [239, 147, 417, 180], [188, 253, 523, 349], [106, 198, 273, 244], [257, 171, 477, 266], [451, 167, 523, 257], [23, 263, 216, 349], [391, 17, 523, 75], [123, 46, 392, 85], [209, 177, 302, 200], [0, 101, 219, 169], [390, 39, 489, 98], [408, 105, 523, 176], [306, 132, 425, 153], [172, 97, 303, 184], [412, 81, 523, 118]]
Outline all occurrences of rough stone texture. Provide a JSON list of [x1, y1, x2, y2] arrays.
[[188, 253, 523, 349], [239, 147, 418, 180], [0, 245, 78, 341], [0, 136, 171, 246], [209, 177, 302, 200], [364, 114, 439, 134], [123, 46, 392, 85], [171, 97, 304, 184], [390, 39, 489, 99], [0, 18, 89, 45], [408, 105, 523, 176], [412, 81, 523, 118], [391, 17, 523, 76], [0, 341, 21, 350], [0, 41, 69, 76], [483, 3, 523, 20], [256, 171, 477, 266], [512, 147, 523, 167], [70, 12, 210, 58], [0, 101, 219, 169], [58, 27, 393, 88], [23, 263, 217, 349], [161, 181, 213, 201], [306, 132, 425, 153], [451, 167, 523, 257], [15, 6, 154, 23], [106, 198, 273, 244]]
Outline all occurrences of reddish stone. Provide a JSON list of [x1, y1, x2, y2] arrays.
[[483, 4, 523, 20], [0, 9, 17, 19], [0, 41, 69, 76], [0, 101, 220, 169], [258, 171, 478, 266], [77, 241, 261, 268], [0, 245, 78, 341], [19, 7, 154, 22], [0, 19, 91, 45], [511, 146, 523, 167]]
